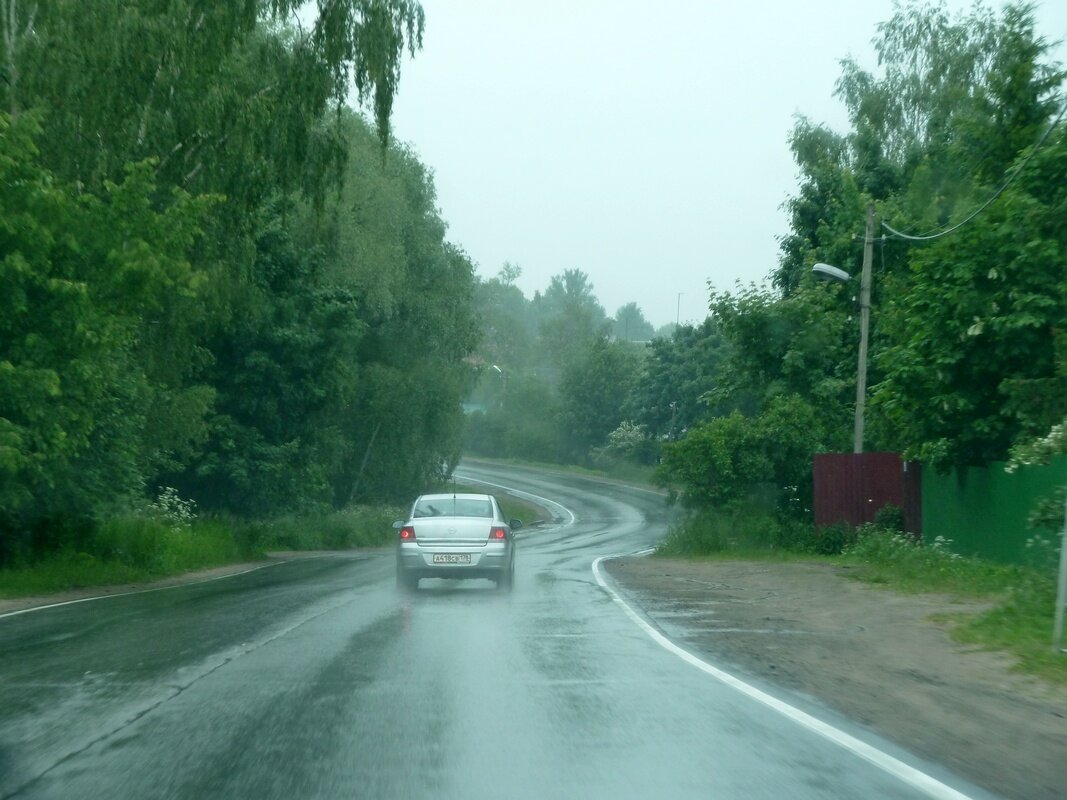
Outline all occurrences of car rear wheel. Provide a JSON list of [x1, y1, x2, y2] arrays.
[[396, 564, 419, 592], [496, 561, 514, 592]]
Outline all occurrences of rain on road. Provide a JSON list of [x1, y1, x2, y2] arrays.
[[0, 462, 996, 799]]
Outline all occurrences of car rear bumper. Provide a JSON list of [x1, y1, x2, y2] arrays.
[[397, 543, 511, 579]]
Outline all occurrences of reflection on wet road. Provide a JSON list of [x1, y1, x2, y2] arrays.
[[0, 462, 996, 799]]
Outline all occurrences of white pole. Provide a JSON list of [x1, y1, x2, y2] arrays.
[[1053, 484, 1067, 652]]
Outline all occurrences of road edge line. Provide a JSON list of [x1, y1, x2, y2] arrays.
[[0, 557, 330, 621], [591, 553, 976, 800]]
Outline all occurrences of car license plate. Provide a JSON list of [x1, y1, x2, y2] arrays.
[[433, 553, 470, 564]]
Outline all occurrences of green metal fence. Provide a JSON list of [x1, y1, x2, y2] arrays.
[[922, 455, 1066, 564]]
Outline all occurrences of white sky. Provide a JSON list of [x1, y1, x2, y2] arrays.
[[386, 1, 1067, 327]]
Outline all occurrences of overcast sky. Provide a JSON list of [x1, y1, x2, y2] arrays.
[[385, 1, 1067, 327]]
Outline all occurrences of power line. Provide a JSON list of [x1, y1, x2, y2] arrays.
[[881, 97, 1067, 242]]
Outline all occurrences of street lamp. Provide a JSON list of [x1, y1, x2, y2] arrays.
[[490, 364, 507, 409], [812, 201, 875, 454]]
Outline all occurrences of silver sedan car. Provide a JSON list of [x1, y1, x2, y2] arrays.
[[395, 492, 521, 591]]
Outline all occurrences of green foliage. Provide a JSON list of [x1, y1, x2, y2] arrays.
[[872, 503, 905, 532], [593, 421, 659, 467], [656, 504, 813, 557], [956, 573, 1065, 684], [0, 0, 487, 578], [842, 525, 1020, 595], [656, 394, 831, 516], [840, 522, 1065, 682], [612, 302, 655, 342], [253, 507, 401, 550], [656, 411, 770, 508], [0, 114, 213, 551], [706, 284, 855, 419], [558, 338, 643, 461], [1025, 488, 1066, 534], [465, 374, 564, 463], [627, 317, 729, 439], [872, 128, 1067, 468], [464, 266, 663, 467], [0, 515, 255, 597], [809, 523, 858, 555], [770, 0, 1067, 477], [532, 268, 608, 370], [8, 1, 424, 195]]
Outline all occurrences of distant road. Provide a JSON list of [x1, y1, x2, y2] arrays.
[[0, 462, 995, 799]]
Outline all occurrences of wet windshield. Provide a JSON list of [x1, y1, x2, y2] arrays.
[[413, 498, 493, 518]]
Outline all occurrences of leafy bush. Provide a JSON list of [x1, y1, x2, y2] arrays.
[[1027, 486, 1066, 533], [809, 523, 858, 555], [873, 503, 905, 532], [655, 395, 833, 518], [842, 525, 1021, 595], [592, 421, 660, 466], [657, 503, 813, 556], [257, 507, 401, 551]]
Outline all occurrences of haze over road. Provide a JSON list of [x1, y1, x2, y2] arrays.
[[0, 463, 996, 799]]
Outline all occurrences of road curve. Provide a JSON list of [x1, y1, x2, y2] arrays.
[[0, 462, 998, 799]]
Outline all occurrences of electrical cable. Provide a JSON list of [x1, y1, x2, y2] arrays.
[[881, 96, 1066, 242]]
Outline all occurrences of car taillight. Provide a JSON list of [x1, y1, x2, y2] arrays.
[[399, 525, 416, 541], [490, 526, 508, 540]]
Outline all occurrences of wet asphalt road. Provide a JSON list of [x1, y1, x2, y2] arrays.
[[0, 462, 996, 800]]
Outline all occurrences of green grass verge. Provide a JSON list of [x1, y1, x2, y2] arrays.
[[655, 503, 818, 557], [249, 506, 403, 551], [0, 516, 257, 598], [842, 528, 1064, 684], [0, 506, 403, 600], [953, 577, 1064, 683]]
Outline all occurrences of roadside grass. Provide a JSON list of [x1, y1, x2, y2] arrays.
[[841, 527, 1065, 685], [0, 516, 257, 598], [657, 509, 1066, 685], [953, 577, 1064, 684], [0, 554, 148, 597], [0, 506, 404, 600], [840, 528, 1025, 597], [250, 506, 403, 551], [655, 503, 818, 557]]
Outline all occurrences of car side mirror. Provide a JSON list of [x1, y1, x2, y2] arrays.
[[509, 518, 524, 530], [392, 520, 404, 529]]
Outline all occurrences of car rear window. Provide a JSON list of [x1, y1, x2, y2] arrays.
[[413, 498, 493, 518]]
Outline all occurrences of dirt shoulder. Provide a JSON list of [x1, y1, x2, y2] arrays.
[[604, 556, 1067, 800]]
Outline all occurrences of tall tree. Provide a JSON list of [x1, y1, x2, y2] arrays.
[[870, 124, 1067, 468], [612, 302, 655, 342], [532, 268, 608, 371], [558, 338, 642, 461]]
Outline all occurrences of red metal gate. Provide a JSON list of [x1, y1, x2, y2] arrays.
[[813, 452, 921, 534]]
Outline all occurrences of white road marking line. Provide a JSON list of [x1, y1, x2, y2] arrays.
[[0, 558, 330, 621], [454, 474, 577, 528], [592, 554, 977, 800]]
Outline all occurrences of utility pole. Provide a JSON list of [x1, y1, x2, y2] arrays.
[[676, 293, 683, 327], [854, 202, 875, 454]]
